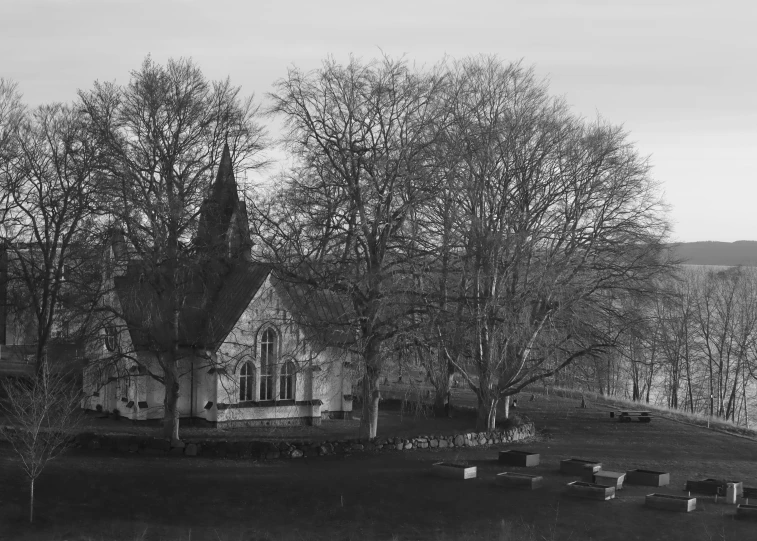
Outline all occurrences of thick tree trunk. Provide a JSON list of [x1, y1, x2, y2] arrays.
[[360, 368, 380, 439], [162, 355, 181, 442]]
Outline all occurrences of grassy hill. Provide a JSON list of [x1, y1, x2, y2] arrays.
[[672, 240, 757, 266]]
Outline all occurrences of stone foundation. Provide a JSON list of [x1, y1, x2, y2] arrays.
[[216, 415, 322, 428]]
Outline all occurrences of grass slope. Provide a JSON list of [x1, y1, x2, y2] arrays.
[[549, 386, 757, 441], [1, 390, 756, 541]]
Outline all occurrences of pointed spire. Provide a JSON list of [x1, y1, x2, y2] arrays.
[[212, 142, 236, 195], [194, 141, 251, 260]]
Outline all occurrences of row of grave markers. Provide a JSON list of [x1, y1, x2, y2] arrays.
[[430, 450, 757, 518]]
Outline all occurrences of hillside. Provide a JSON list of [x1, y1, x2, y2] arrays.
[[672, 240, 757, 266]]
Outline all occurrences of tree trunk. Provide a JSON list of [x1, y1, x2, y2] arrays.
[[476, 392, 498, 431], [433, 372, 453, 417], [433, 391, 446, 417], [162, 355, 181, 442], [742, 375, 749, 429], [360, 367, 380, 439], [29, 477, 34, 523]]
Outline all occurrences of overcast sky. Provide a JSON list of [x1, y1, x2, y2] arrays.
[[2, 0, 755, 242]]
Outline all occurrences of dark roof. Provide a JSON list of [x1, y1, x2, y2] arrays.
[[271, 274, 357, 347], [114, 262, 270, 352], [205, 262, 270, 346]]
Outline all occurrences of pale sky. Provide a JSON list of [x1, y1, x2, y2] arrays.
[[1, 0, 755, 242]]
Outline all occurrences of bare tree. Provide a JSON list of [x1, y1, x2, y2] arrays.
[[265, 55, 447, 438], [0, 367, 82, 523], [0, 103, 103, 374], [79, 56, 267, 442], [690, 266, 757, 420], [435, 57, 672, 429], [0, 78, 25, 165], [1, 78, 26, 248]]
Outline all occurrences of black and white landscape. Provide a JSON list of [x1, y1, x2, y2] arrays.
[[0, 1, 755, 539]]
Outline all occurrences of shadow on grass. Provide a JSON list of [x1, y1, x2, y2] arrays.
[[20, 398, 526, 444]]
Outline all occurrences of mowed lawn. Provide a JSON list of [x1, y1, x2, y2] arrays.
[[2, 393, 757, 541]]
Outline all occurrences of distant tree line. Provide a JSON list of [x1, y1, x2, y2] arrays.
[[0, 53, 672, 440], [560, 265, 757, 427]]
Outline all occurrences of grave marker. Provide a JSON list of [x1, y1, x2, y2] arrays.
[[645, 493, 696, 512], [495, 472, 543, 490], [432, 462, 477, 480]]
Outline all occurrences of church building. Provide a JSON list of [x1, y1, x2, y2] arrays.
[[82, 144, 357, 427]]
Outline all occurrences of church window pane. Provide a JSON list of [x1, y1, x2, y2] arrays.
[[280, 360, 295, 400], [104, 326, 118, 352], [239, 361, 254, 402], [259, 328, 276, 401]]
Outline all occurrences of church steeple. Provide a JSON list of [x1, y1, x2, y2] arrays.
[[195, 143, 252, 261]]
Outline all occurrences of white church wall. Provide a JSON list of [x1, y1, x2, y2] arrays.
[[81, 268, 357, 428], [207, 275, 352, 426]]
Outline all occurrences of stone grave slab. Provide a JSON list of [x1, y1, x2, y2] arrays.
[[495, 472, 543, 490], [560, 458, 602, 476], [591, 471, 626, 490], [686, 478, 743, 498], [626, 469, 670, 487], [432, 462, 477, 480], [736, 504, 757, 519], [498, 450, 540, 467], [566, 481, 615, 501], [645, 493, 696, 512]]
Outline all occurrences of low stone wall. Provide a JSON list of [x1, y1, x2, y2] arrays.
[[71, 423, 536, 459]]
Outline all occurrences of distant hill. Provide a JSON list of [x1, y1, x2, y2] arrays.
[[671, 241, 757, 267]]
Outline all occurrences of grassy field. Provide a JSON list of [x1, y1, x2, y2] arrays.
[[1, 390, 756, 540]]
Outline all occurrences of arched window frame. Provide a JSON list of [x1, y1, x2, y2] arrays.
[[279, 358, 296, 400], [239, 360, 255, 402], [257, 324, 279, 401], [104, 326, 118, 352]]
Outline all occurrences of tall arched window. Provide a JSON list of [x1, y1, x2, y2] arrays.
[[280, 360, 295, 400], [239, 361, 254, 402], [259, 328, 276, 401], [104, 326, 118, 352]]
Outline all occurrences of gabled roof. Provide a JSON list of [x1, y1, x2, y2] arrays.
[[271, 274, 357, 347], [114, 262, 270, 352], [114, 266, 358, 353], [204, 262, 271, 347]]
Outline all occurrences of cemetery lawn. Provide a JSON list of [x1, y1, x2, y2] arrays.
[[2, 391, 757, 541]]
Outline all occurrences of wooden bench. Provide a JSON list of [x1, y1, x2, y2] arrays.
[[609, 411, 653, 423]]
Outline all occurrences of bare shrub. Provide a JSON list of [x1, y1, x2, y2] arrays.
[[0, 367, 83, 522]]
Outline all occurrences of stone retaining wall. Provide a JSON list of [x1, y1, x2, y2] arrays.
[[71, 423, 536, 459]]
